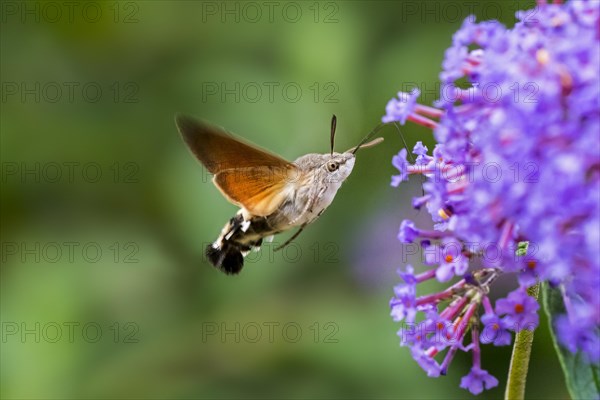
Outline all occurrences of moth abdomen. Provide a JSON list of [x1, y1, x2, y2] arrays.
[[206, 214, 272, 274], [205, 242, 244, 275]]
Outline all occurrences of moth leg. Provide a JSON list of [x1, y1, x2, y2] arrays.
[[273, 224, 307, 252], [289, 197, 314, 225], [289, 185, 327, 225]]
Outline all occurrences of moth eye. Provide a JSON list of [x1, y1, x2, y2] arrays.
[[327, 161, 339, 172]]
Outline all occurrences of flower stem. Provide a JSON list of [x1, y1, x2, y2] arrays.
[[504, 283, 540, 400]]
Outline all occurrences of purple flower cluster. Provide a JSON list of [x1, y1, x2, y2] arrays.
[[384, 1, 600, 394]]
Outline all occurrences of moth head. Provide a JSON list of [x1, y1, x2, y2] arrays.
[[324, 152, 355, 183], [303, 113, 379, 184]]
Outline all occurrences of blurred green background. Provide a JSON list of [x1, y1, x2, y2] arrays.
[[1, 1, 569, 399]]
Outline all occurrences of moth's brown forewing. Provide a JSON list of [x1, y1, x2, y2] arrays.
[[175, 114, 300, 216]]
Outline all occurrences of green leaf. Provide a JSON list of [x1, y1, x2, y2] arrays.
[[542, 283, 600, 400], [516, 241, 529, 257]]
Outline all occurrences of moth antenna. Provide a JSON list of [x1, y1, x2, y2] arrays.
[[391, 121, 425, 196], [350, 122, 385, 154], [350, 121, 424, 196], [392, 122, 414, 163], [330, 114, 337, 156]]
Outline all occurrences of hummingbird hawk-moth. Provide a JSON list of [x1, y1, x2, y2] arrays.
[[175, 114, 383, 275]]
